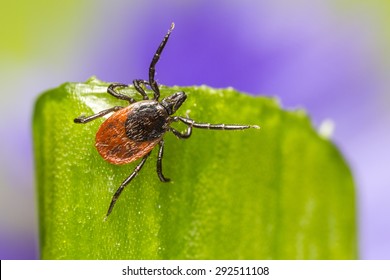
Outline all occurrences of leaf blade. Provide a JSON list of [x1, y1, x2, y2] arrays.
[[33, 77, 357, 259]]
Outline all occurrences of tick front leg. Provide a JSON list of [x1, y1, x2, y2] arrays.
[[175, 116, 260, 130], [169, 115, 193, 139], [169, 126, 192, 139], [74, 106, 124, 124], [156, 140, 170, 182], [107, 83, 135, 104], [104, 152, 151, 220], [149, 23, 175, 101], [133, 79, 150, 100]]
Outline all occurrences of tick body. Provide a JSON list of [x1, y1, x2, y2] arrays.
[[74, 23, 259, 219], [95, 100, 169, 164]]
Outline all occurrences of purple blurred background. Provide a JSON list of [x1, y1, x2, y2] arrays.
[[1, 0, 389, 259]]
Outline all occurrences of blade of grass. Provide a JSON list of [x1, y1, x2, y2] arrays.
[[33, 77, 357, 259]]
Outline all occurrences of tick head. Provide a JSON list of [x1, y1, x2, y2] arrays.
[[161, 91, 187, 115]]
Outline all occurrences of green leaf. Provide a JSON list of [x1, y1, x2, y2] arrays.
[[33, 77, 357, 259]]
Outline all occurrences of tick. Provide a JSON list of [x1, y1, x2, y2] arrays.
[[74, 23, 259, 219]]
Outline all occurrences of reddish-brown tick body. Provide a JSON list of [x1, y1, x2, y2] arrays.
[[95, 100, 168, 165]]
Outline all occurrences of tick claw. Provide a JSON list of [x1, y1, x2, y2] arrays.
[[74, 116, 85, 123]]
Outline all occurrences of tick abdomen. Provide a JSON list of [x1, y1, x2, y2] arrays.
[[95, 101, 168, 165]]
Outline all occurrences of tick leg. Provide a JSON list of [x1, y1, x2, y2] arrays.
[[105, 152, 151, 220], [149, 22, 175, 101], [133, 79, 150, 100], [174, 116, 260, 130], [156, 140, 170, 182], [74, 106, 123, 123], [169, 126, 192, 139], [107, 83, 135, 104]]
